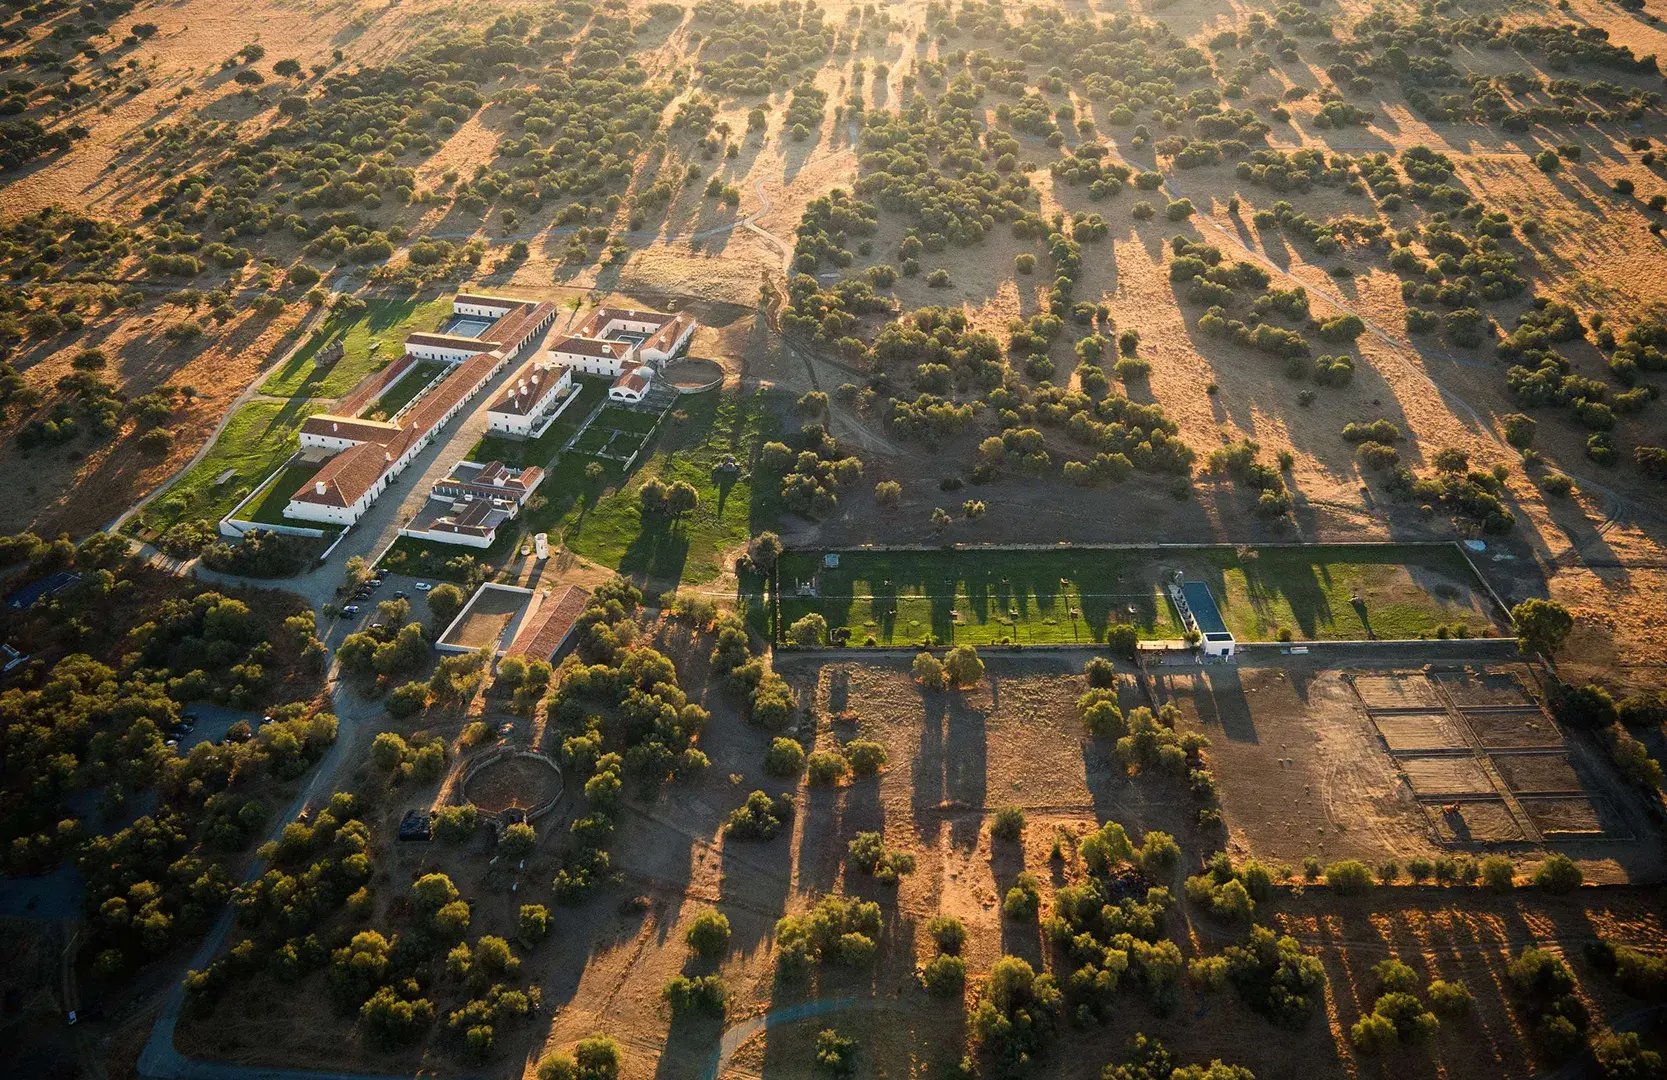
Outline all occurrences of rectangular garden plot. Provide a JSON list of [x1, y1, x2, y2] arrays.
[[1370, 712, 1467, 753], [1353, 673, 1443, 711], [1519, 796, 1615, 839], [1433, 668, 1535, 707], [1460, 708, 1563, 749], [1492, 752, 1583, 795], [1401, 756, 1498, 797], [1422, 799, 1527, 843]]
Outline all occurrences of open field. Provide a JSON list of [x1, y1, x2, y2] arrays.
[[240, 459, 315, 527], [362, 358, 448, 421], [1157, 654, 1665, 880], [260, 297, 452, 400], [776, 544, 1504, 646], [129, 398, 318, 536]]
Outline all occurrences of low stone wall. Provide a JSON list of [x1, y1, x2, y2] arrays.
[[459, 746, 564, 825]]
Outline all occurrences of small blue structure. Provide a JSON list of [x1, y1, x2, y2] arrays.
[[1171, 575, 1236, 658], [5, 571, 80, 611]]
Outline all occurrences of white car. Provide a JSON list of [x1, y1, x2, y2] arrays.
[[414, 582, 432, 592]]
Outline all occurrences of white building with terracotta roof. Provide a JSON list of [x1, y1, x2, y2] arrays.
[[398, 460, 544, 548], [281, 293, 556, 528], [544, 306, 696, 405], [486, 363, 575, 438]]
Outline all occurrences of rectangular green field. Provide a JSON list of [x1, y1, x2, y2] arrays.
[[241, 461, 321, 527], [775, 544, 1504, 646], [362, 359, 448, 421], [260, 297, 452, 399], [594, 405, 663, 436]]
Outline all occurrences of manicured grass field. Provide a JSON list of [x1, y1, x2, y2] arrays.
[[241, 461, 319, 527], [525, 388, 784, 586], [131, 399, 317, 535], [593, 404, 662, 436], [260, 297, 452, 399], [362, 359, 447, 420], [395, 389, 782, 589], [775, 544, 1502, 646]]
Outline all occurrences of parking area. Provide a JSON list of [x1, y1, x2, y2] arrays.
[[323, 570, 447, 641]]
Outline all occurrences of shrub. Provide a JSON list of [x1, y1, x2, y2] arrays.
[[1595, 1031, 1664, 1079], [806, 751, 849, 786], [1427, 979, 1473, 1017], [920, 953, 967, 997], [724, 791, 794, 840], [1374, 959, 1421, 995], [536, 1035, 622, 1080], [927, 915, 967, 955], [1533, 853, 1582, 893], [498, 822, 536, 859], [1324, 860, 1373, 896], [847, 831, 916, 883], [663, 974, 727, 1017], [764, 738, 806, 777], [943, 644, 984, 687], [912, 651, 946, 690], [1480, 856, 1516, 893], [1002, 872, 1042, 920], [686, 909, 732, 958], [814, 1029, 856, 1077], [992, 806, 1026, 841], [844, 740, 887, 778]]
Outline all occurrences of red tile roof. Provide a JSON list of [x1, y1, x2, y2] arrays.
[[490, 365, 565, 416], [505, 584, 591, 660], [290, 441, 390, 508]]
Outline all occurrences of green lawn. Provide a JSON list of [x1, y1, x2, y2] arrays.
[[593, 404, 663, 436], [775, 544, 1503, 646], [394, 389, 783, 589], [362, 359, 448, 421], [242, 460, 320, 527], [131, 399, 318, 536], [260, 297, 452, 400], [470, 376, 610, 469], [525, 388, 785, 587]]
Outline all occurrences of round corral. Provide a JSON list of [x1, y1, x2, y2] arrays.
[[460, 748, 563, 824], [662, 357, 725, 393]]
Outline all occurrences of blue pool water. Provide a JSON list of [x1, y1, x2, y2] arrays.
[[1180, 580, 1229, 637], [442, 314, 497, 338]]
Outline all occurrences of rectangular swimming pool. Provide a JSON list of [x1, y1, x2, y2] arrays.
[[442, 314, 498, 339], [1180, 580, 1229, 637]]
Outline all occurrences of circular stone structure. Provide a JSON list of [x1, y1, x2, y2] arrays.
[[459, 748, 563, 824], [662, 357, 725, 393]]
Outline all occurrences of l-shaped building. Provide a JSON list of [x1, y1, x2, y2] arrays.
[[281, 293, 555, 528]]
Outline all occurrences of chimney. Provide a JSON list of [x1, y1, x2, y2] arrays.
[[315, 481, 327, 496]]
